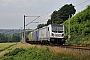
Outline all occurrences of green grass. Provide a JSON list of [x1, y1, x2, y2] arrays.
[[0, 46, 83, 60], [0, 43, 17, 52], [65, 34, 90, 46]]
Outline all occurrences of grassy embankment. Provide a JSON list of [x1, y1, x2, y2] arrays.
[[0, 43, 90, 60]]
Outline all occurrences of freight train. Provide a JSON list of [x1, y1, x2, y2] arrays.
[[26, 24, 65, 45]]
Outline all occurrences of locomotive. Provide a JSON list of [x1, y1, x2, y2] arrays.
[[26, 24, 65, 45]]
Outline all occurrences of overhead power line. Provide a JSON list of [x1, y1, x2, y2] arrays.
[[25, 16, 40, 26], [75, 0, 90, 7], [38, 0, 90, 24], [26, 0, 90, 26]]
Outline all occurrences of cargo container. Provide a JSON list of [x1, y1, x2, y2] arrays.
[[30, 32, 32, 41], [38, 26, 50, 41], [32, 30, 36, 41], [36, 29, 39, 41]]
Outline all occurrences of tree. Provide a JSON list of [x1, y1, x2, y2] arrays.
[[59, 4, 76, 20], [51, 4, 76, 24], [47, 19, 52, 25], [51, 11, 59, 24], [37, 4, 76, 28], [0, 33, 6, 42], [7, 34, 12, 42], [12, 34, 20, 42], [37, 24, 47, 28]]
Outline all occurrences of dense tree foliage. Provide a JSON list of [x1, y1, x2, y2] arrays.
[[47, 19, 52, 25], [11, 34, 20, 42], [63, 5, 90, 45], [0, 33, 20, 43], [37, 24, 47, 28], [50, 4, 76, 24], [0, 33, 6, 42]]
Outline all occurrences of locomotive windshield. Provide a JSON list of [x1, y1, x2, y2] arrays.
[[52, 24, 63, 33]]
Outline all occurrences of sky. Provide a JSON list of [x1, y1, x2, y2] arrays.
[[0, 0, 90, 29]]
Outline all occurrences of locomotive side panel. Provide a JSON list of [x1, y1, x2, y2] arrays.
[[38, 26, 50, 41], [36, 29, 39, 41]]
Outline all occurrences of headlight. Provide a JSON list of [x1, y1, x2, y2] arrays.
[[52, 33, 54, 36], [62, 34, 64, 36]]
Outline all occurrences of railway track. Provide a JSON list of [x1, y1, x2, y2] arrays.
[[40, 43, 90, 50], [27, 42, 90, 50], [60, 45, 90, 50]]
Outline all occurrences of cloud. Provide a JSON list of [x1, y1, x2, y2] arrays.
[[0, 3, 8, 6], [0, 0, 38, 7], [0, 13, 24, 19], [0, 0, 18, 6]]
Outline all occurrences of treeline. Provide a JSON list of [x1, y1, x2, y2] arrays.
[[0, 33, 20, 43]]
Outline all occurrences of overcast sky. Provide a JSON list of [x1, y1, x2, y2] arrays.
[[0, 0, 90, 29]]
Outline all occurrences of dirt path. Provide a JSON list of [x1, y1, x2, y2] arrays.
[[0, 42, 34, 56], [0, 43, 17, 57]]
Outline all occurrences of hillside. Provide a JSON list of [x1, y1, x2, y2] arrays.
[[63, 5, 90, 46]]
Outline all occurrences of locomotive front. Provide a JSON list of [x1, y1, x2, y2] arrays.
[[49, 24, 65, 45]]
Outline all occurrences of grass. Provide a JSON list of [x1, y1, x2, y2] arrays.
[[65, 34, 90, 46], [0, 43, 90, 60], [1, 43, 90, 60], [0, 47, 77, 60], [0, 43, 17, 52]]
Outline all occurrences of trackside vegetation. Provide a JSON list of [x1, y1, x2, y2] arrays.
[[63, 5, 90, 46], [0, 43, 90, 60], [0, 47, 79, 60]]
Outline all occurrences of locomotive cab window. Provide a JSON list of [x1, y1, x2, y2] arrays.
[[52, 24, 63, 33]]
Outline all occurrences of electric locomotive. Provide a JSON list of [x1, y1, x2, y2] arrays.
[[27, 24, 65, 45]]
